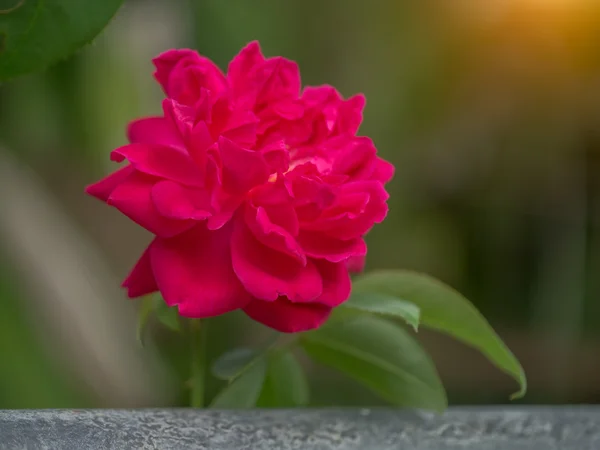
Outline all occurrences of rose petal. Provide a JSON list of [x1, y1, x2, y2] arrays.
[[313, 259, 351, 307], [245, 204, 305, 264], [218, 137, 269, 194], [111, 143, 205, 188], [151, 180, 212, 220], [85, 165, 135, 202], [122, 246, 158, 298], [127, 116, 184, 150], [153, 49, 227, 103], [243, 297, 331, 333], [231, 219, 322, 302], [346, 255, 366, 273], [373, 157, 395, 183], [107, 171, 195, 238], [297, 231, 366, 262], [305, 181, 389, 240], [150, 223, 251, 317]]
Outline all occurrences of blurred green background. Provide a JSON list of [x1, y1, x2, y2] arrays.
[[1, 0, 599, 408]]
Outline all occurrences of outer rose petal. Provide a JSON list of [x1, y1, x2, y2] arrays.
[[228, 41, 300, 108], [153, 49, 227, 103], [243, 297, 331, 333], [231, 218, 322, 302], [122, 246, 158, 298], [227, 41, 265, 103], [346, 255, 366, 273], [313, 259, 351, 307], [107, 171, 195, 238], [306, 181, 390, 240], [297, 231, 367, 262], [151, 180, 212, 220], [150, 223, 251, 317], [337, 93, 365, 135], [111, 143, 205, 188], [373, 157, 395, 183], [127, 117, 184, 150], [85, 165, 134, 202]]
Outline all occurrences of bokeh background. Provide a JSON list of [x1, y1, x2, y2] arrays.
[[1, 0, 599, 408]]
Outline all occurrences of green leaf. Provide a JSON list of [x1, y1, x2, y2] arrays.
[[210, 357, 267, 408], [301, 316, 447, 411], [136, 296, 155, 346], [211, 348, 257, 381], [352, 270, 527, 399], [257, 350, 309, 407], [342, 291, 421, 331], [0, 0, 125, 81], [153, 297, 181, 332]]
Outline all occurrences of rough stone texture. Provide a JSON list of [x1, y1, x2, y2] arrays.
[[0, 407, 599, 450]]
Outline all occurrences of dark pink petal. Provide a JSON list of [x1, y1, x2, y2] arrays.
[[231, 219, 322, 302], [211, 100, 258, 148], [272, 99, 304, 120], [151, 180, 212, 220], [228, 41, 265, 103], [243, 297, 331, 333], [107, 171, 195, 238], [162, 98, 201, 141], [306, 181, 389, 240], [259, 140, 289, 174], [329, 137, 377, 180], [346, 255, 366, 273], [302, 85, 338, 106], [154, 49, 198, 93], [337, 93, 365, 135], [127, 116, 184, 150], [313, 259, 351, 307], [218, 137, 269, 194], [256, 57, 301, 106], [122, 246, 158, 298], [245, 204, 305, 264], [187, 121, 214, 169], [206, 193, 243, 230], [373, 157, 395, 183], [111, 143, 205, 188], [150, 223, 251, 317], [85, 165, 135, 202], [248, 175, 293, 206], [297, 231, 367, 262], [153, 49, 227, 103]]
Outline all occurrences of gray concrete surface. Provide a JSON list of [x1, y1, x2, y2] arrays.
[[0, 407, 598, 449]]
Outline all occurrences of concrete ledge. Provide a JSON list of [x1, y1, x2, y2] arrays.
[[0, 407, 599, 449]]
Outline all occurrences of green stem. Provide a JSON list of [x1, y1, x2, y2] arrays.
[[190, 319, 207, 408]]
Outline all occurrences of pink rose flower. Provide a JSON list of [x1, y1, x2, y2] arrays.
[[86, 41, 394, 333]]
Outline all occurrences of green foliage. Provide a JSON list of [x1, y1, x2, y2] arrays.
[[153, 298, 181, 332], [0, 0, 124, 81], [352, 270, 527, 399], [257, 350, 309, 407], [209, 356, 267, 408], [301, 315, 447, 411], [136, 295, 181, 345], [211, 346, 309, 408], [208, 269, 526, 410], [342, 291, 421, 331], [211, 348, 257, 381], [136, 296, 155, 346]]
